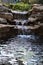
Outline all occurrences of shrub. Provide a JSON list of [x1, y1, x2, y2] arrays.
[[3, 2, 32, 11], [10, 2, 32, 11]]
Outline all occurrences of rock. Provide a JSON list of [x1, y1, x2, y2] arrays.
[[0, 5, 11, 12], [27, 17, 38, 26], [28, 4, 43, 34], [8, 19, 28, 25], [0, 18, 7, 24], [0, 24, 17, 38], [28, 17, 37, 22], [33, 5, 43, 12], [13, 19, 22, 25], [0, 12, 13, 21], [7, 19, 22, 25], [33, 4, 42, 7], [11, 10, 28, 20], [16, 58, 24, 65], [8, 58, 18, 65], [17, 60, 24, 65], [30, 4, 43, 17], [13, 25, 40, 30], [7, 19, 29, 25]]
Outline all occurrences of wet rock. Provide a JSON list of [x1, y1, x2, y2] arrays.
[[30, 4, 43, 23], [12, 19, 28, 25], [0, 24, 17, 38], [0, 12, 13, 21], [9, 58, 18, 65], [16, 58, 24, 65], [32, 4, 42, 7], [28, 4, 43, 35], [0, 5, 13, 22], [0, 5, 11, 12], [28, 17, 38, 25], [28, 4, 43, 26], [32, 4, 43, 11], [11, 10, 28, 20], [8, 19, 22, 25], [18, 60, 24, 65], [8, 19, 29, 25], [0, 18, 7, 24], [28, 17, 37, 22]]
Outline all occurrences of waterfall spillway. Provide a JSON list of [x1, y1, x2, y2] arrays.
[[11, 10, 30, 35], [8, 10, 40, 35]]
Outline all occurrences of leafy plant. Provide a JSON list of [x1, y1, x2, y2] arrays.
[[10, 2, 32, 11], [3, 2, 32, 11]]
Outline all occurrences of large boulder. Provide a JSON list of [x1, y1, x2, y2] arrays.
[[32, 4, 43, 11], [31, 4, 43, 22], [28, 4, 43, 35], [28, 4, 43, 24], [0, 24, 17, 38], [0, 5, 13, 22]]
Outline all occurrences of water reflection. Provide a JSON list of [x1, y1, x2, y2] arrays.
[[0, 35, 43, 65]]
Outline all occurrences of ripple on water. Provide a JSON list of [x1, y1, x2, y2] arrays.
[[0, 35, 43, 65]]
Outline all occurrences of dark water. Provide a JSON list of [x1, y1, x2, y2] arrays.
[[0, 35, 43, 65]]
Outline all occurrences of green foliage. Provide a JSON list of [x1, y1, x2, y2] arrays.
[[12, 3, 32, 11], [4, 2, 32, 11]]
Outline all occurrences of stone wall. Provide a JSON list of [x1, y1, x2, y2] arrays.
[[28, 4, 43, 35]]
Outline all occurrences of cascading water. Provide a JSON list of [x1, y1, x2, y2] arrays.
[[0, 34, 43, 65], [0, 11, 43, 65]]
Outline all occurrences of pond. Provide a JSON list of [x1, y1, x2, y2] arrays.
[[0, 34, 43, 65]]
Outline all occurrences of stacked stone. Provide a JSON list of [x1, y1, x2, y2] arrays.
[[28, 4, 43, 35]]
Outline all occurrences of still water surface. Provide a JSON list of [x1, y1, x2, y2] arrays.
[[0, 35, 43, 65]]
